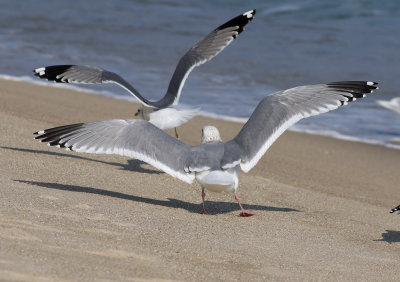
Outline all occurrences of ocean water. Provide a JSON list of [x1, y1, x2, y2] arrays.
[[1, 0, 399, 148]]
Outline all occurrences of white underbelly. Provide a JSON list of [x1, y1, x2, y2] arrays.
[[195, 168, 238, 193], [149, 107, 200, 130], [202, 183, 235, 193]]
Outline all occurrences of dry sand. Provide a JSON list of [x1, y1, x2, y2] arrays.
[[1, 78, 400, 281]]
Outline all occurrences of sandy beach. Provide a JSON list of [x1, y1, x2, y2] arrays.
[[1, 78, 400, 281]]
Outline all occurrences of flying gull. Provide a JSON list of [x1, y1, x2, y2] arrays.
[[34, 81, 378, 216], [33, 10, 256, 138]]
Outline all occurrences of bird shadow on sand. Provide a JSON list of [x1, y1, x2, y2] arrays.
[[2, 146, 163, 175], [374, 229, 400, 244], [15, 180, 300, 215]]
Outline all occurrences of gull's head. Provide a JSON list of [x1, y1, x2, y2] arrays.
[[201, 126, 222, 144], [134, 106, 155, 121]]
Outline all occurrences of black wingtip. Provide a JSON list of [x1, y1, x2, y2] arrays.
[[33, 123, 85, 151], [390, 205, 400, 213], [33, 65, 74, 83], [326, 81, 379, 105], [216, 9, 256, 37], [245, 9, 257, 18]]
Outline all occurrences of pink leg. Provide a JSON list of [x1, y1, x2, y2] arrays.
[[201, 188, 208, 215], [235, 193, 254, 217]]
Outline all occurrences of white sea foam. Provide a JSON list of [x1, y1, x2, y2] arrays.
[[261, 4, 302, 16], [290, 126, 400, 150], [377, 97, 400, 115], [198, 111, 247, 124], [1, 74, 399, 151], [0, 74, 137, 102]]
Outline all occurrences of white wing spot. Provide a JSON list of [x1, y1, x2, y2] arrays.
[[243, 10, 254, 18], [35, 67, 45, 73]]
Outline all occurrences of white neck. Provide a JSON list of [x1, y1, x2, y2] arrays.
[[201, 126, 222, 144]]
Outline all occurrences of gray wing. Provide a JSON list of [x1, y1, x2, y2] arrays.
[[183, 143, 225, 173], [222, 81, 378, 173], [33, 10, 255, 109], [34, 119, 195, 183], [34, 65, 155, 108], [154, 10, 256, 108]]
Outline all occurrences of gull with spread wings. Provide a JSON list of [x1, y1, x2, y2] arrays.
[[33, 10, 256, 138], [34, 81, 378, 216]]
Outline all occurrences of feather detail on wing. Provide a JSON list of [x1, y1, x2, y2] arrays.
[[34, 119, 195, 183], [234, 81, 378, 173], [33, 10, 256, 110], [34, 65, 155, 108], [157, 10, 256, 108]]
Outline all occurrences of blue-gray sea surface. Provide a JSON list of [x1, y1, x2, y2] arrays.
[[1, 0, 399, 147]]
